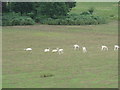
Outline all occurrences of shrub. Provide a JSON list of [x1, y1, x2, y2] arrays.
[[24, 17, 35, 25], [41, 14, 106, 25], [92, 16, 106, 24], [11, 18, 21, 25], [88, 7, 95, 14], [2, 12, 35, 26], [80, 11, 90, 15], [26, 12, 35, 19], [34, 15, 49, 23]]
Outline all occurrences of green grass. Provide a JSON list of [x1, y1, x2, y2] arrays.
[[70, 2, 118, 20], [2, 21, 118, 88]]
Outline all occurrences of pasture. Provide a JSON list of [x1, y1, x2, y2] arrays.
[[2, 21, 118, 88], [70, 2, 118, 20]]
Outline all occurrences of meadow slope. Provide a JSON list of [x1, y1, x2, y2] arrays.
[[2, 21, 118, 88], [70, 2, 118, 20]]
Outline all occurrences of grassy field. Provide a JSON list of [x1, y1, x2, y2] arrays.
[[2, 21, 118, 88], [70, 2, 118, 20], [2, 2, 118, 88]]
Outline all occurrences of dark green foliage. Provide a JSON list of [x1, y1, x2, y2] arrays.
[[2, 2, 12, 12], [2, 2, 76, 18], [26, 12, 35, 19], [88, 7, 95, 14], [2, 2, 76, 26], [35, 2, 76, 18], [80, 11, 90, 15], [34, 15, 49, 23], [92, 16, 106, 24], [41, 14, 106, 25], [11, 17, 35, 25], [80, 7, 95, 15], [2, 2, 107, 26], [2, 12, 35, 26], [11, 2, 35, 15], [2, 2, 8, 12]]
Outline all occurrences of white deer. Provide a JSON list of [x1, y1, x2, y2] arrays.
[[101, 45, 108, 51], [52, 48, 59, 53], [82, 47, 87, 53], [24, 48, 32, 51], [73, 44, 80, 50], [114, 45, 119, 51], [44, 48, 50, 52], [58, 49, 64, 55]]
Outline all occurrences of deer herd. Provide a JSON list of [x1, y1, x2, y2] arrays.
[[24, 44, 119, 55]]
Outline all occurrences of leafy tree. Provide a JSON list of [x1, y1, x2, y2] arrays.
[[11, 2, 35, 15], [2, 2, 8, 12], [36, 2, 76, 18], [4, 2, 76, 17]]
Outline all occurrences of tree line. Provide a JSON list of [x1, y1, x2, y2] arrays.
[[2, 2, 76, 18], [2, 2, 107, 26]]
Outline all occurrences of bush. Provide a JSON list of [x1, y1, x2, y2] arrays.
[[2, 12, 107, 26], [88, 7, 95, 14], [2, 12, 18, 26], [26, 12, 35, 19], [2, 12, 35, 26], [41, 14, 107, 25], [92, 16, 106, 24], [34, 15, 49, 23], [11, 17, 35, 25], [24, 17, 35, 25]]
